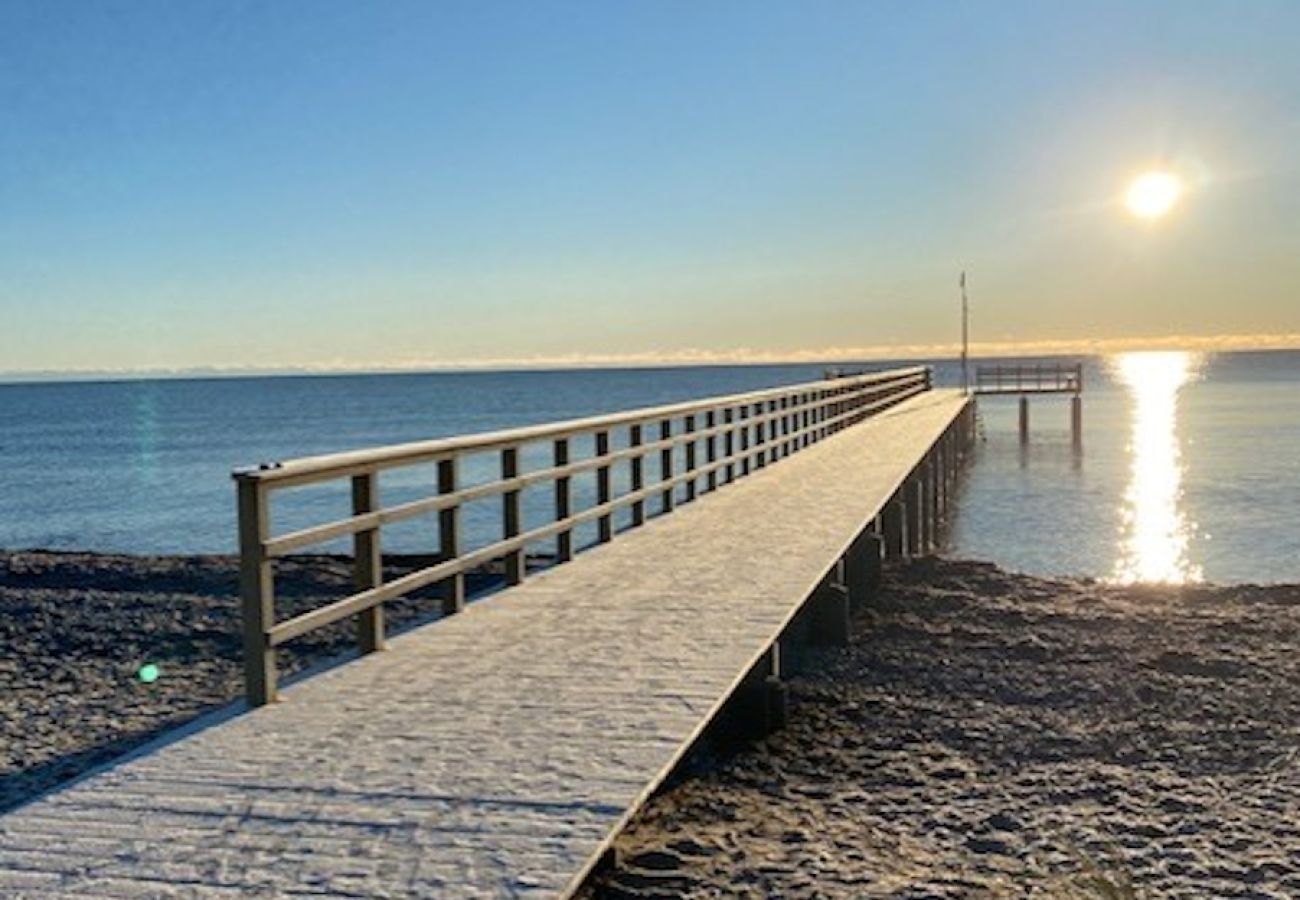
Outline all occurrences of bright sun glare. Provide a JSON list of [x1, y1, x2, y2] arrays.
[[1124, 171, 1184, 220]]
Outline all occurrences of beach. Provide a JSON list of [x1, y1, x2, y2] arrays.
[[0, 550, 487, 813], [4, 552, 1299, 896], [583, 558, 1300, 898]]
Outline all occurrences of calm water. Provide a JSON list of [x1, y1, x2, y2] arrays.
[[1, 351, 1297, 584], [951, 350, 1300, 585]]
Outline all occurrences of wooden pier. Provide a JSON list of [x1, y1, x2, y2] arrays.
[[974, 361, 1083, 444], [0, 369, 974, 898]]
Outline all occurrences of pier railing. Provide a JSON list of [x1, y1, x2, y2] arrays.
[[233, 365, 931, 705], [974, 362, 1082, 395]]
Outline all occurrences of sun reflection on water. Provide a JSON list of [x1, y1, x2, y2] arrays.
[[1111, 351, 1203, 585]]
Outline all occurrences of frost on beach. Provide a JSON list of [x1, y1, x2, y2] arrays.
[[585, 559, 1300, 899], [4, 553, 1299, 897]]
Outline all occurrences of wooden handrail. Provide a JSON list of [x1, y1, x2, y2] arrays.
[[974, 362, 1082, 393], [233, 365, 931, 705], [233, 366, 927, 488]]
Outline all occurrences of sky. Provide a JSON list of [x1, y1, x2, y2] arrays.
[[2, 0, 1298, 375]]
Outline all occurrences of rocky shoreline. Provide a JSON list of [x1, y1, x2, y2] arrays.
[[4, 552, 1299, 897]]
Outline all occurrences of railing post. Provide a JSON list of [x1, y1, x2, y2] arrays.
[[760, 400, 770, 458], [237, 476, 277, 706], [554, 438, 572, 562], [351, 472, 385, 653], [438, 457, 464, 614], [739, 405, 751, 475], [684, 414, 697, 502], [659, 419, 674, 512], [724, 408, 736, 483], [596, 430, 613, 541], [502, 447, 523, 584], [770, 399, 780, 460], [705, 411, 718, 493], [629, 425, 645, 526], [781, 396, 792, 456]]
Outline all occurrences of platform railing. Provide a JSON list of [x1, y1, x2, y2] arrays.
[[233, 365, 932, 705], [974, 362, 1083, 394]]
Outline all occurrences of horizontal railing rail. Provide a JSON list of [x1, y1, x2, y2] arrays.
[[234, 365, 932, 704], [974, 362, 1083, 394]]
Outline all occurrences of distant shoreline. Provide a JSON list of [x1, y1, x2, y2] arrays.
[[4, 344, 1299, 387]]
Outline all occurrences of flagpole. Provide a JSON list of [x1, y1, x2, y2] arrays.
[[960, 271, 970, 395]]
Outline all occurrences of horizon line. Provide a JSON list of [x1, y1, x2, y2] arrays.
[[4, 332, 1299, 384]]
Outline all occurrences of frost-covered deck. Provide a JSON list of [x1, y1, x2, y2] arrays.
[[0, 390, 970, 899]]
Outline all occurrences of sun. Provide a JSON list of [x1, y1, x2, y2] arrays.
[[1124, 171, 1184, 220]]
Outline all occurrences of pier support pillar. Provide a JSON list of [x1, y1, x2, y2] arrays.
[[844, 531, 883, 608], [733, 643, 787, 738], [1071, 395, 1083, 448], [927, 456, 941, 548], [905, 476, 923, 557], [935, 444, 947, 522], [810, 577, 851, 646], [1018, 396, 1030, 445], [918, 464, 933, 553], [882, 498, 905, 560]]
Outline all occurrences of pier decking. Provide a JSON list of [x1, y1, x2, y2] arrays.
[[0, 378, 972, 898]]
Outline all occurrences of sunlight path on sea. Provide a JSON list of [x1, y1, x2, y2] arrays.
[[1111, 351, 1203, 585]]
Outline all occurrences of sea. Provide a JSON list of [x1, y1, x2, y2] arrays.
[[1, 350, 1297, 585]]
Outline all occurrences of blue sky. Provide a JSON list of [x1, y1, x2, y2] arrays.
[[2, 1, 1298, 374]]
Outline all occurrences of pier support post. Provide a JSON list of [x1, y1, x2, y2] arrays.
[[882, 498, 905, 560], [944, 431, 956, 514], [1071, 395, 1083, 448], [935, 443, 947, 523], [810, 577, 851, 646], [844, 531, 883, 608], [905, 476, 923, 557], [927, 455, 941, 548], [1018, 397, 1030, 445], [918, 464, 933, 553], [734, 643, 787, 738]]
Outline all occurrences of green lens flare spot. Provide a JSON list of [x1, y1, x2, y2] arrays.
[[137, 664, 161, 684]]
